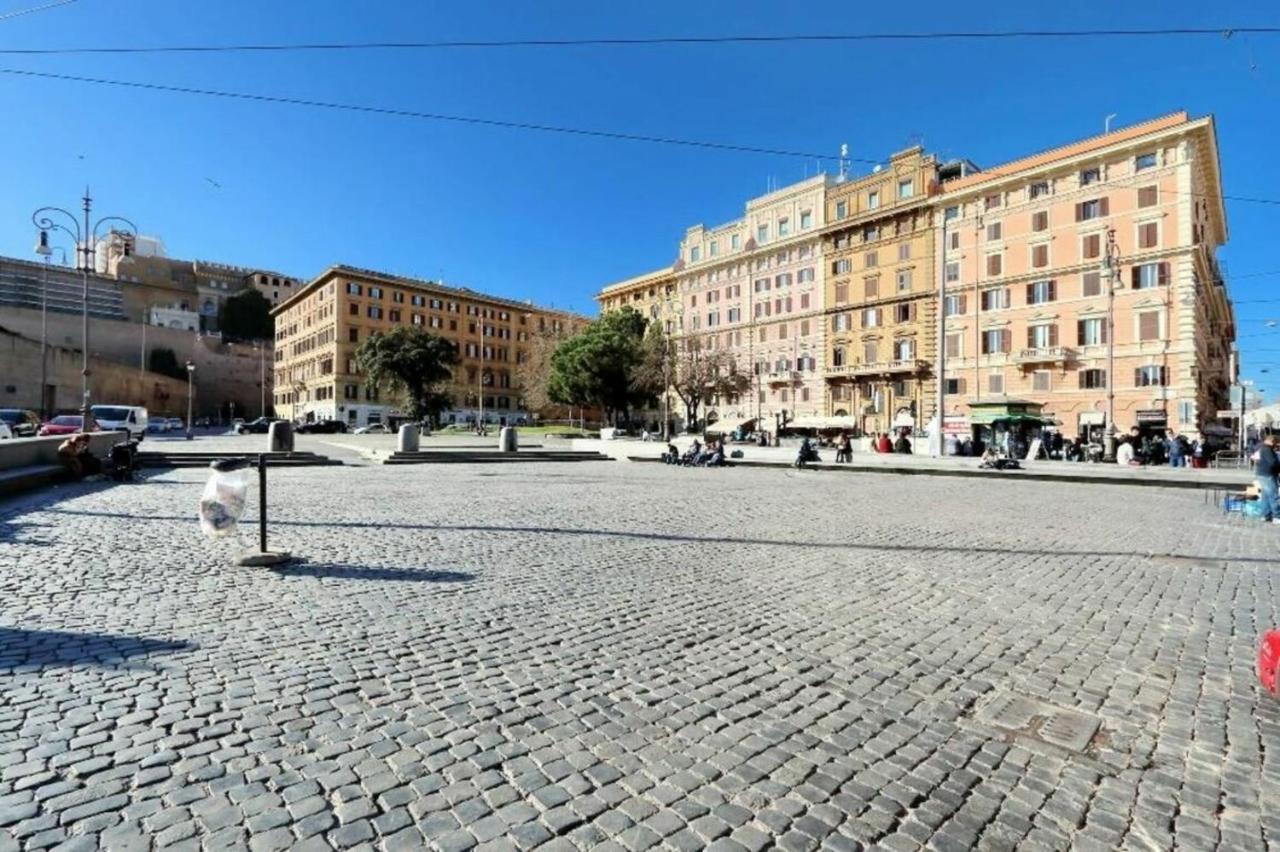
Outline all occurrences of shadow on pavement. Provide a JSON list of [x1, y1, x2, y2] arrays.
[[33, 509, 1273, 565], [271, 560, 473, 583], [0, 627, 194, 670]]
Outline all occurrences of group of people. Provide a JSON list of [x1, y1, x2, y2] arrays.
[[869, 431, 913, 455], [1115, 429, 1205, 467], [663, 438, 727, 467]]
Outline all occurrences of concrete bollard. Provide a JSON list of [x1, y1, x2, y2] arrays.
[[398, 424, 420, 453], [498, 426, 518, 453], [267, 421, 294, 453]]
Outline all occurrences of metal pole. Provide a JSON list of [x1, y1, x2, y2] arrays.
[[40, 256, 49, 420], [1105, 227, 1118, 460], [81, 188, 92, 431], [140, 304, 147, 377], [259, 343, 266, 417], [932, 213, 948, 457], [258, 453, 268, 554], [478, 326, 485, 431], [186, 365, 195, 440]]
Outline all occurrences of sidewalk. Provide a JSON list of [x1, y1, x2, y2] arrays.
[[572, 437, 1254, 491]]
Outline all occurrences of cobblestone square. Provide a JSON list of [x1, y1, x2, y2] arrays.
[[1, 461, 1278, 850]]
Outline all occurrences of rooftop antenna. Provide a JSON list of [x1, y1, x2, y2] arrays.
[[1105, 113, 1118, 133], [839, 143, 849, 180]]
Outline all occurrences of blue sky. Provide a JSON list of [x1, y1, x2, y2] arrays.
[[1, 1, 1278, 389]]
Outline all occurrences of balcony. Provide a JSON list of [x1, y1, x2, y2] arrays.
[[1014, 346, 1076, 366], [826, 359, 929, 379], [766, 370, 803, 385]]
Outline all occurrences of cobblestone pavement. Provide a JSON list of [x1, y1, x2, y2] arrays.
[[1, 462, 1278, 851]]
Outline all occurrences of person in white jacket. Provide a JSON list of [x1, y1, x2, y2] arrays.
[[1116, 438, 1135, 465]]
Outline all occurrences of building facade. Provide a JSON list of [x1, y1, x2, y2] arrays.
[[935, 112, 1233, 443], [822, 147, 940, 436], [271, 265, 589, 428]]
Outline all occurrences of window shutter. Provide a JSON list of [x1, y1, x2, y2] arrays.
[[1025, 283, 1035, 304], [1134, 368, 1142, 387], [1158, 262, 1170, 285], [957, 378, 966, 394], [1075, 203, 1083, 222], [1099, 197, 1110, 216], [958, 294, 967, 314], [909, 302, 917, 321], [1101, 320, 1108, 344], [1077, 320, 1086, 345], [1002, 328, 1011, 353], [1048, 280, 1057, 301], [1026, 326, 1035, 349], [1049, 324, 1059, 346], [1130, 267, 1140, 289]]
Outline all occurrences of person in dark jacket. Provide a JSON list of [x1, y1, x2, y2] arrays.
[[894, 432, 912, 454], [1255, 434, 1280, 522]]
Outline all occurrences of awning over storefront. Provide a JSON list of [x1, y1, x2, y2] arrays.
[[787, 416, 857, 430], [967, 399, 1054, 425]]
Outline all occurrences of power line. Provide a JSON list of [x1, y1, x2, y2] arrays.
[[0, 66, 875, 162], [1, 26, 1278, 54], [0, 0, 75, 23]]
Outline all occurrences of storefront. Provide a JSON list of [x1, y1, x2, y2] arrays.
[[969, 400, 1055, 457]]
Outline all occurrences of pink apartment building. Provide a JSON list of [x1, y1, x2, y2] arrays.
[[936, 112, 1234, 444]]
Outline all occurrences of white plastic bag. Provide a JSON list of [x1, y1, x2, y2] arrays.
[[199, 469, 249, 537]]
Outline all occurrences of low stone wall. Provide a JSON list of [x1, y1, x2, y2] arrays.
[[0, 431, 124, 469]]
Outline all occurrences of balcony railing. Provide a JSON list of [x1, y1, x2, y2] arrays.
[[765, 370, 803, 384], [826, 359, 928, 378], [1014, 346, 1076, 365]]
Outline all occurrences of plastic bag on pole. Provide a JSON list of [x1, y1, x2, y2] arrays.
[[199, 469, 249, 537]]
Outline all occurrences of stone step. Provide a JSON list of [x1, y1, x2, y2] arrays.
[[384, 451, 610, 465], [137, 452, 341, 468]]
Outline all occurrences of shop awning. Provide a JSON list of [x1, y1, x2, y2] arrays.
[[787, 416, 857, 430], [970, 412, 1057, 425]]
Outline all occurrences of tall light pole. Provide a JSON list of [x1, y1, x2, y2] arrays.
[[1104, 227, 1120, 460], [257, 341, 267, 417], [33, 190, 137, 432], [185, 361, 195, 440], [477, 321, 486, 432], [33, 234, 67, 419], [931, 210, 949, 457]]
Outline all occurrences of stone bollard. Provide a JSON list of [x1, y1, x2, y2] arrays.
[[498, 426, 518, 453], [267, 420, 294, 453], [398, 424, 420, 453]]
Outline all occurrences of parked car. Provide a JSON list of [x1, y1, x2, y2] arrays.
[[353, 423, 390, 434], [0, 422, 12, 440], [237, 417, 282, 434], [167, 417, 184, 431], [146, 420, 167, 434], [0, 409, 41, 438], [296, 419, 348, 434], [90, 405, 148, 441], [38, 415, 87, 436]]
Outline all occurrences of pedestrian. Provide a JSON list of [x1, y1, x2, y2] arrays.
[[876, 432, 892, 453], [835, 433, 851, 463], [1116, 437, 1135, 466], [1255, 433, 1280, 523], [1167, 431, 1186, 468], [894, 431, 912, 454]]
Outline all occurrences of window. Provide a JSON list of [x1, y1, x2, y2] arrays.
[[835, 201, 848, 219], [800, 210, 812, 229], [1076, 198, 1109, 221], [800, 319, 809, 336], [1138, 222, 1158, 249], [832, 347, 846, 367], [1082, 272, 1102, 297], [986, 222, 1002, 241], [1135, 365, 1167, 386], [1077, 317, 1107, 345], [1032, 371, 1051, 392], [862, 308, 881, 328], [895, 243, 910, 263], [388, 309, 401, 322], [348, 303, 358, 316], [988, 373, 1004, 395], [1026, 280, 1056, 305], [867, 190, 880, 209], [1080, 167, 1100, 186], [344, 384, 358, 400], [800, 293, 810, 309], [731, 234, 741, 250], [1131, 262, 1169, 289], [981, 328, 1010, 354], [894, 339, 915, 361], [981, 288, 1010, 311], [1137, 310, 1161, 341], [865, 251, 878, 269], [945, 333, 962, 358], [945, 262, 960, 283], [986, 253, 1003, 277], [945, 378, 964, 394], [393, 291, 405, 303], [1032, 211, 1049, 232], [346, 282, 363, 295], [367, 306, 383, 319], [896, 270, 912, 292], [778, 218, 791, 237], [797, 267, 815, 283], [832, 313, 851, 332], [894, 302, 915, 323], [1138, 185, 1158, 208], [348, 328, 358, 342], [1135, 152, 1157, 171], [1082, 233, 1102, 260], [832, 259, 851, 275], [369, 287, 383, 299], [834, 283, 849, 304], [863, 341, 878, 363], [863, 226, 880, 242], [984, 194, 1001, 211], [1029, 181, 1050, 199], [944, 294, 967, 316], [1031, 244, 1049, 268], [898, 179, 914, 199], [1027, 323, 1057, 349], [944, 205, 960, 221], [757, 224, 769, 243], [864, 276, 880, 298], [1079, 368, 1106, 389], [690, 246, 700, 262], [708, 241, 718, 257]]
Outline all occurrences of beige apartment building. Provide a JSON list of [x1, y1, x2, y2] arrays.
[[822, 147, 941, 435], [271, 265, 589, 428], [936, 111, 1233, 443]]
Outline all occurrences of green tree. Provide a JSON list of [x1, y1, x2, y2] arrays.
[[147, 346, 187, 380], [354, 326, 460, 422], [219, 289, 273, 341], [547, 308, 647, 424]]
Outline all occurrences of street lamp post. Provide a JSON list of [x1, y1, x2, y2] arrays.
[[185, 362, 195, 440], [32, 190, 136, 432]]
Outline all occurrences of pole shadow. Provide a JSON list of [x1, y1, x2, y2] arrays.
[[0, 626, 194, 670], [269, 560, 473, 583]]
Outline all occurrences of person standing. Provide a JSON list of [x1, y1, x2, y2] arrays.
[[1167, 431, 1186, 468], [1116, 437, 1135, 466], [1255, 433, 1280, 523]]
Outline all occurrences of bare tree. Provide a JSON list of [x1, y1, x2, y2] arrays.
[[515, 328, 571, 419], [670, 337, 751, 431]]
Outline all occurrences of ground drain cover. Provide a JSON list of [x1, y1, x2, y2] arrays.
[[978, 691, 1102, 754]]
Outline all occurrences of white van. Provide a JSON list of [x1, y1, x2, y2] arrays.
[[90, 405, 149, 441]]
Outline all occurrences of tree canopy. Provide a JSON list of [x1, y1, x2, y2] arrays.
[[219, 288, 273, 341], [354, 326, 460, 421], [547, 308, 648, 424]]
